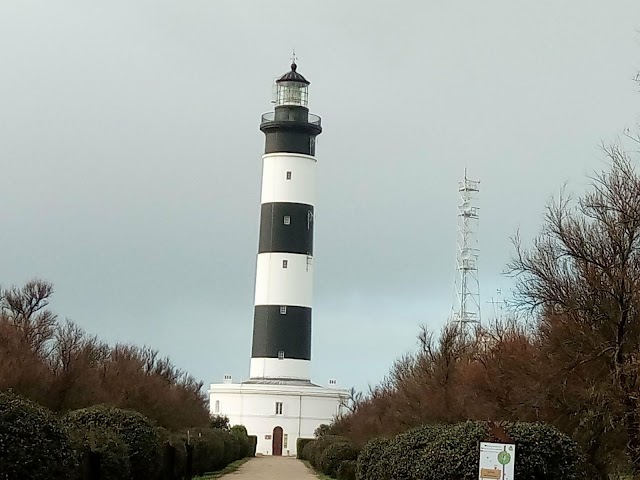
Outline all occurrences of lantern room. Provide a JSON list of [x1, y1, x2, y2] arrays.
[[275, 63, 310, 107]]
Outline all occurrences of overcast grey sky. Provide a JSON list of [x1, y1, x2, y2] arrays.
[[1, 1, 639, 394]]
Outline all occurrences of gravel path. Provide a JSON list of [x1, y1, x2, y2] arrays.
[[219, 456, 318, 479]]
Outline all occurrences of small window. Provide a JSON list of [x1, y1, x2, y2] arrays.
[[282, 259, 288, 269], [283, 434, 288, 449], [286, 171, 292, 180], [280, 306, 287, 315], [275, 402, 283, 415], [214, 400, 220, 413], [283, 215, 291, 225], [278, 350, 285, 359], [329, 379, 337, 386]]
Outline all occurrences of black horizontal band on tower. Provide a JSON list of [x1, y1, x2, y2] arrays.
[[251, 305, 311, 360], [259, 202, 314, 255], [262, 128, 319, 155], [260, 106, 321, 155]]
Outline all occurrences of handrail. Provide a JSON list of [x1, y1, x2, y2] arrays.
[[260, 112, 321, 127]]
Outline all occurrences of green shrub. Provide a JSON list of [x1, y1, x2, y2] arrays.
[[247, 435, 258, 457], [0, 391, 76, 479], [68, 426, 130, 480], [221, 428, 241, 465], [190, 429, 225, 475], [315, 423, 331, 437], [356, 437, 392, 480], [230, 424, 248, 436], [173, 428, 240, 475], [319, 442, 359, 477], [66, 405, 161, 480], [356, 421, 581, 480], [297, 437, 314, 459], [385, 424, 445, 480], [209, 414, 230, 430], [231, 424, 250, 457], [337, 460, 357, 480], [309, 435, 348, 469], [413, 421, 488, 480], [302, 439, 316, 461], [169, 432, 189, 477], [505, 422, 581, 480]]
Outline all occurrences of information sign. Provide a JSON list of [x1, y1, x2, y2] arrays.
[[478, 442, 515, 480]]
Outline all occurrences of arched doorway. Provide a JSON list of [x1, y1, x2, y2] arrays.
[[272, 426, 283, 456]]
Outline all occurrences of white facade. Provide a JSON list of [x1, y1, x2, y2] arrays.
[[209, 380, 349, 456]]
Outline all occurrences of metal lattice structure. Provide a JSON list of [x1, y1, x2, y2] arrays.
[[487, 288, 507, 323], [451, 169, 481, 337]]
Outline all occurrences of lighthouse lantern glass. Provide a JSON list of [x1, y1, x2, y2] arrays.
[[277, 81, 308, 107]]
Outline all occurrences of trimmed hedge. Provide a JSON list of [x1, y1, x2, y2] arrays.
[[309, 435, 349, 469], [231, 425, 251, 458], [248, 435, 258, 457], [68, 426, 130, 480], [192, 429, 225, 475], [170, 427, 250, 476], [356, 437, 392, 480], [0, 393, 252, 480], [65, 405, 162, 480], [386, 424, 445, 480], [302, 438, 316, 461], [221, 428, 241, 465], [319, 442, 359, 477], [356, 421, 581, 480], [337, 460, 357, 480], [0, 391, 76, 479], [297, 437, 314, 459], [504, 422, 582, 480]]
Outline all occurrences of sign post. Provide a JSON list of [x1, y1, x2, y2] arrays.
[[479, 442, 515, 480]]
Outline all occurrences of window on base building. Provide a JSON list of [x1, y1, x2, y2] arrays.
[[275, 402, 283, 415], [214, 400, 220, 414], [283, 434, 288, 449], [286, 171, 292, 180], [282, 259, 288, 268]]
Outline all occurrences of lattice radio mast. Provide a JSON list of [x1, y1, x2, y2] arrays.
[[451, 169, 481, 337]]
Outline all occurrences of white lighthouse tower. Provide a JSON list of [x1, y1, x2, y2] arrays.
[[209, 61, 348, 456]]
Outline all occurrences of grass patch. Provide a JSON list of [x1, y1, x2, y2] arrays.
[[193, 457, 250, 479], [302, 460, 335, 480]]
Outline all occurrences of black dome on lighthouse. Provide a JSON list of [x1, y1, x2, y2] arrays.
[[276, 63, 310, 85]]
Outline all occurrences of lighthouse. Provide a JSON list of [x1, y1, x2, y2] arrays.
[[250, 62, 321, 382], [209, 61, 348, 456]]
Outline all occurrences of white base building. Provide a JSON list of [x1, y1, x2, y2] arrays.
[[209, 378, 348, 456]]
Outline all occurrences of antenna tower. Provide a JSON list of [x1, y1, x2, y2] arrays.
[[451, 169, 481, 337], [487, 288, 507, 322]]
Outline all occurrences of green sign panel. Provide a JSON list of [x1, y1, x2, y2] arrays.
[[497, 451, 511, 465]]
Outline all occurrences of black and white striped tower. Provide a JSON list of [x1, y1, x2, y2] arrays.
[[249, 62, 322, 381]]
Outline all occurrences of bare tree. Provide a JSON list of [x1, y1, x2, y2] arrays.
[[0, 279, 210, 430], [0, 279, 56, 355], [339, 386, 363, 415], [508, 149, 640, 477]]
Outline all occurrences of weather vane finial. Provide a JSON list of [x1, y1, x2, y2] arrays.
[[291, 49, 297, 66]]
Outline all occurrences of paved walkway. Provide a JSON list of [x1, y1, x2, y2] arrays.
[[220, 456, 318, 479]]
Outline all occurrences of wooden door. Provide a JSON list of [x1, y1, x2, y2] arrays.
[[272, 426, 283, 456]]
